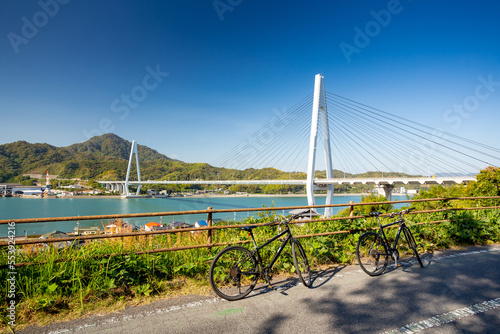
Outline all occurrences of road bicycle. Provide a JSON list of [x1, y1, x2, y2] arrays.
[[209, 214, 312, 300], [356, 207, 423, 276]]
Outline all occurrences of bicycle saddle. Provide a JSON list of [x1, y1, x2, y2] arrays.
[[368, 212, 382, 217], [239, 225, 258, 231]]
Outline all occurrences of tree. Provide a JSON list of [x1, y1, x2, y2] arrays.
[[87, 179, 100, 189], [465, 166, 500, 206], [337, 193, 393, 216], [410, 184, 465, 210]]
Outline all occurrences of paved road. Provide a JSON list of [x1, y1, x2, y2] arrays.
[[20, 245, 500, 334]]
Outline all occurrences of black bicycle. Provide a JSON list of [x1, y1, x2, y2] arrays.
[[356, 207, 423, 276], [209, 214, 312, 301]]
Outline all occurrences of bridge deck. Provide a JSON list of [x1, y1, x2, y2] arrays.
[[99, 176, 475, 186]]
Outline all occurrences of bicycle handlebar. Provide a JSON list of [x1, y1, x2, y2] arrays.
[[366, 207, 416, 218], [270, 214, 297, 226]]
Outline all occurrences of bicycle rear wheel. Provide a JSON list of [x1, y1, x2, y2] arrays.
[[403, 226, 423, 267], [209, 246, 259, 301], [292, 240, 312, 287], [356, 232, 389, 276]]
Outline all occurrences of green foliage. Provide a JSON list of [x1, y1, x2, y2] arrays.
[[337, 193, 393, 216], [411, 184, 466, 210], [11, 175, 36, 186], [87, 179, 101, 189], [409, 167, 500, 209], [465, 166, 500, 206]]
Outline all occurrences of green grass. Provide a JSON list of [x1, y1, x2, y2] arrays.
[[1, 208, 500, 331]]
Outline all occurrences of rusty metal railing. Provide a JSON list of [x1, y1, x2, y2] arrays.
[[1, 196, 499, 269]]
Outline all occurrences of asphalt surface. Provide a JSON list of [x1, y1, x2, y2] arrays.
[[19, 245, 500, 334]]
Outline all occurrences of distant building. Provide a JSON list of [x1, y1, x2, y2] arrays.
[[145, 222, 162, 231], [22, 189, 43, 196], [194, 220, 207, 228], [191, 220, 208, 234], [60, 185, 82, 189], [168, 221, 191, 229]]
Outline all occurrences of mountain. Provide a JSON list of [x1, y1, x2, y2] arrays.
[[66, 133, 169, 161], [0, 134, 304, 183], [0, 134, 177, 182], [0, 133, 420, 185]]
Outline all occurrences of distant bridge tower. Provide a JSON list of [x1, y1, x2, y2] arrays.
[[306, 74, 334, 217], [124, 140, 142, 196]]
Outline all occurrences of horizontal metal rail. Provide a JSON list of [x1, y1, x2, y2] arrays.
[[0, 196, 497, 225], [3, 205, 500, 247], [1, 197, 499, 269], [0, 218, 461, 269]]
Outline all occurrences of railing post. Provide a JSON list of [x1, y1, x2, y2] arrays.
[[349, 201, 354, 217], [207, 207, 213, 245]]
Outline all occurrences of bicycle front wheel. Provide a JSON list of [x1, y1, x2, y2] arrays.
[[209, 246, 259, 301], [403, 227, 423, 268], [292, 240, 312, 287], [356, 232, 389, 276]]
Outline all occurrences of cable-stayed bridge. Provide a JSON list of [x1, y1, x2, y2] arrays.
[[101, 176, 474, 195], [99, 74, 498, 216]]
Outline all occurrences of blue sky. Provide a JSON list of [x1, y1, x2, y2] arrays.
[[1, 0, 499, 171]]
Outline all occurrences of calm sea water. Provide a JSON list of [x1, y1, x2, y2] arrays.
[[0, 195, 408, 236]]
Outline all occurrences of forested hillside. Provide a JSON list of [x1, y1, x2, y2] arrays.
[[0, 134, 303, 183], [0, 133, 418, 186], [0, 134, 174, 182]]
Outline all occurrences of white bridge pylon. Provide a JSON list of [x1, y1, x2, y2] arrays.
[[307, 74, 334, 217], [124, 140, 142, 197]]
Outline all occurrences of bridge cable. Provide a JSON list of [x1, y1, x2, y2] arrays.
[[327, 92, 499, 167], [328, 93, 500, 155]]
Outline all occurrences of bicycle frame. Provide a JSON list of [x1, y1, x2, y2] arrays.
[[247, 224, 294, 274], [375, 217, 407, 257]]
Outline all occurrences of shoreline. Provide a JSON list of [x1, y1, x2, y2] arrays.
[[4, 193, 410, 199]]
